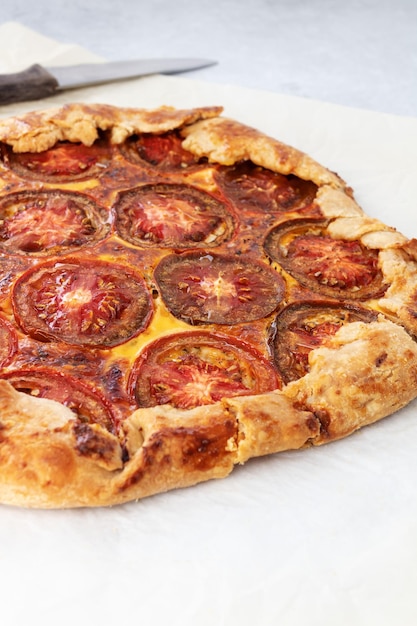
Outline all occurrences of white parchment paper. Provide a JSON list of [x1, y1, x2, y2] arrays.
[[0, 21, 416, 626]]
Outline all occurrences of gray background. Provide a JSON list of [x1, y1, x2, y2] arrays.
[[3, 0, 417, 117]]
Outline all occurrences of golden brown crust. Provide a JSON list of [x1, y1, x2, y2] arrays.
[[285, 319, 417, 442], [0, 103, 415, 508], [223, 393, 320, 464], [181, 117, 344, 188], [0, 103, 223, 152], [113, 403, 237, 505], [0, 102, 343, 188], [0, 381, 121, 507], [377, 246, 417, 336]]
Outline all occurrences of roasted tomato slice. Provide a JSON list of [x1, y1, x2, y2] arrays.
[[216, 161, 318, 214], [129, 331, 281, 409], [2, 140, 111, 181], [154, 251, 285, 325], [264, 219, 386, 300], [114, 183, 235, 248], [0, 190, 109, 256], [271, 301, 378, 382], [12, 258, 153, 348], [1, 368, 116, 431], [122, 131, 204, 171], [0, 315, 18, 367]]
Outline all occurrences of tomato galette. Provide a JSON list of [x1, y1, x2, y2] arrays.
[[0, 103, 415, 508]]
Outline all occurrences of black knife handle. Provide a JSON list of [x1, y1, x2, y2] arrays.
[[0, 64, 59, 105]]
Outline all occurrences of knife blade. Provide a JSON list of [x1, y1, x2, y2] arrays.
[[0, 58, 217, 105]]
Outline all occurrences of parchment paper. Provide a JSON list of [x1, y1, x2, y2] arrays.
[[0, 21, 416, 626]]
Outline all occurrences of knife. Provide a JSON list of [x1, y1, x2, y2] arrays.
[[0, 58, 217, 105]]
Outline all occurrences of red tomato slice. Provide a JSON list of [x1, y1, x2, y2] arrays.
[[1, 368, 116, 431], [271, 301, 378, 382], [129, 331, 281, 409], [0, 190, 109, 255], [123, 131, 203, 170], [217, 161, 318, 214], [154, 251, 285, 325], [264, 219, 386, 300], [287, 235, 378, 288], [114, 183, 235, 248], [12, 259, 153, 348], [0, 315, 18, 367], [3, 140, 111, 181]]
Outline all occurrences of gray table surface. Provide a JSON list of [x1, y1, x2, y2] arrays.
[[3, 0, 417, 117]]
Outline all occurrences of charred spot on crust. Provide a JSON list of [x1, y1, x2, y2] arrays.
[[313, 409, 332, 438], [154, 421, 236, 472], [306, 416, 320, 432], [293, 401, 331, 439], [375, 352, 388, 368], [0, 421, 8, 444], [72, 421, 121, 466], [117, 419, 237, 492]]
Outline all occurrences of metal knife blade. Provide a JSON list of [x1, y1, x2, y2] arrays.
[[0, 58, 217, 105]]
